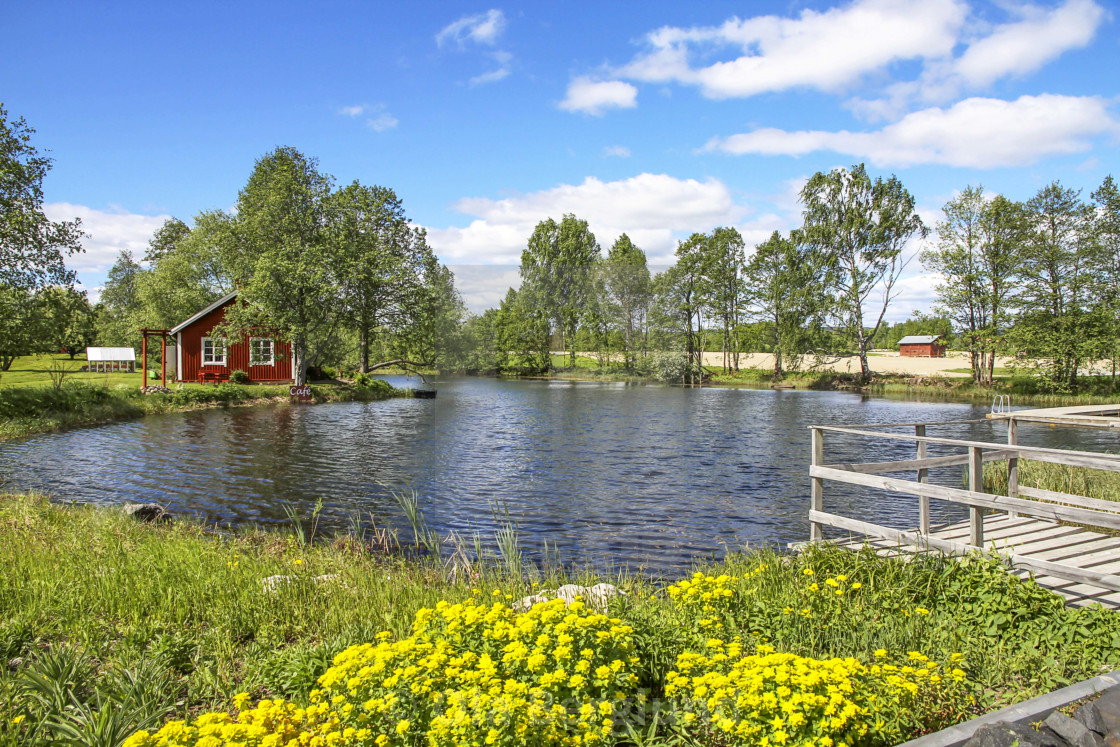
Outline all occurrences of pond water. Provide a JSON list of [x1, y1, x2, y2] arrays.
[[2, 377, 1116, 574]]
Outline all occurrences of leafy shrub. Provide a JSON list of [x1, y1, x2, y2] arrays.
[[646, 351, 692, 384], [228, 369, 249, 384]]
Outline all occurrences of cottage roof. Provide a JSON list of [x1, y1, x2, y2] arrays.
[[86, 347, 136, 362], [170, 291, 238, 335], [897, 335, 942, 345]]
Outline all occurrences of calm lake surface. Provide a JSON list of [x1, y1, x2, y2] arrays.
[[3, 377, 1117, 573]]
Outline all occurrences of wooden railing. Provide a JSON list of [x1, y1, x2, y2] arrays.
[[808, 418, 1120, 593]]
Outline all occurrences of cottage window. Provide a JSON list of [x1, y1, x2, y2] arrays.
[[202, 337, 226, 365], [250, 338, 274, 365]]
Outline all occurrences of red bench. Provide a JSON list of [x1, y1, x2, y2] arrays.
[[198, 370, 228, 384]]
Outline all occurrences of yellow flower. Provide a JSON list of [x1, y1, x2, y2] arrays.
[[11, 716, 24, 725], [293, 558, 303, 566], [802, 568, 814, 576], [396, 719, 411, 734]]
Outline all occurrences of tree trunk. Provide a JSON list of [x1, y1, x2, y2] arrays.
[[986, 349, 996, 387], [359, 327, 369, 374], [293, 340, 307, 386], [858, 335, 871, 380], [774, 349, 783, 380]]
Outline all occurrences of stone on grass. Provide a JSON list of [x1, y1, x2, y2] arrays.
[[513, 583, 625, 613], [122, 503, 171, 523]]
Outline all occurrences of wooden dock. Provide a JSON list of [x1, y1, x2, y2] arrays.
[[831, 514, 1120, 607], [806, 407, 1120, 609]]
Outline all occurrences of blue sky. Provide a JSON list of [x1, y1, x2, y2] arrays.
[[4, 0, 1118, 319]]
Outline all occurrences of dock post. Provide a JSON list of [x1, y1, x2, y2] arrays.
[[916, 424, 930, 534], [1007, 418, 1019, 514], [968, 446, 984, 547], [810, 427, 824, 542]]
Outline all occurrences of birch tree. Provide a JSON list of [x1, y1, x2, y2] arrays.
[[800, 164, 927, 379]]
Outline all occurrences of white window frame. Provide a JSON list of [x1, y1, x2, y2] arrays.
[[201, 337, 226, 366], [250, 337, 275, 366]]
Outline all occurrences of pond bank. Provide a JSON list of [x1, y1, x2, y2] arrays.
[[3, 494, 1119, 746], [0, 379, 409, 442]]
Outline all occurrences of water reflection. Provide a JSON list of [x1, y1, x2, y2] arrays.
[[2, 378, 1116, 574]]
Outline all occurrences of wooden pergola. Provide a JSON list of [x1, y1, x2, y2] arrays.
[[139, 328, 172, 387]]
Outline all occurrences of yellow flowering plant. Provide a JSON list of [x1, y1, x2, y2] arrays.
[[127, 595, 640, 747], [665, 643, 971, 747]]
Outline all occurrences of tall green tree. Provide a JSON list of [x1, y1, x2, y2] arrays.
[[701, 227, 746, 373], [332, 182, 417, 372], [143, 217, 191, 267], [649, 234, 706, 378], [135, 210, 232, 331], [1014, 182, 1098, 388], [1091, 176, 1120, 379], [743, 231, 828, 379], [37, 286, 96, 358], [95, 250, 144, 348], [799, 163, 927, 379], [601, 234, 650, 370], [0, 105, 84, 369], [922, 187, 1026, 384], [216, 147, 340, 385], [520, 214, 600, 369]]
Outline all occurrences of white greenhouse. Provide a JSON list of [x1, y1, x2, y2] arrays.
[[85, 347, 136, 373]]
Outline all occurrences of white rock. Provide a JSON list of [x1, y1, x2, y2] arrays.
[[512, 583, 625, 613]]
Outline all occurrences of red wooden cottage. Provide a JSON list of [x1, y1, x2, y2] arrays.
[[898, 335, 947, 358], [170, 292, 293, 383]]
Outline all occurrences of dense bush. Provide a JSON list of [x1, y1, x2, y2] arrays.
[[228, 369, 249, 384]]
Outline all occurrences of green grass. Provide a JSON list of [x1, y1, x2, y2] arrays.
[[2, 493, 1119, 745], [0, 353, 144, 388], [986, 459, 1120, 504], [0, 366, 407, 442]]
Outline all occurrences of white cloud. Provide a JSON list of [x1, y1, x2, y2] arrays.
[[425, 174, 800, 311], [706, 94, 1119, 168], [470, 67, 510, 86], [426, 173, 752, 268], [44, 203, 169, 279], [337, 105, 365, 118], [954, 0, 1106, 87], [616, 0, 967, 99], [436, 9, 506, 48], [603, 145, 631, 158], [559, 78, 637, 115], [366, 112, 398, 132]]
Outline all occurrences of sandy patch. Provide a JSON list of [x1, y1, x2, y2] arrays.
[[700, 351, 1012, 378]]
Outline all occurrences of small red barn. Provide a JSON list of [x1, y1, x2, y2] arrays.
[[170, 292, 293, 383], [898, 335, 947, 358]]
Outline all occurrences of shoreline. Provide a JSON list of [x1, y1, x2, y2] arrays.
[[0, 381, 411, 443]]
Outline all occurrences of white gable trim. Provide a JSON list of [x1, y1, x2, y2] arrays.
[[170, 291, 239, 335]]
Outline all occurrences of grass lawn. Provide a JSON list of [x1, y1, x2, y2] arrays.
[[2, 494, 1120, 746], [1, 352, 145, 388]]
